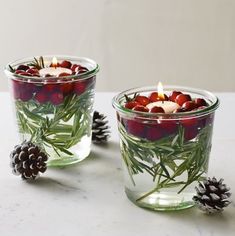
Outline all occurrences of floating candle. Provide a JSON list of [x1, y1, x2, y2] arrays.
[[146, 101, 180, 113], [39, 57, 72, 77], [146, 82, 180, 113]]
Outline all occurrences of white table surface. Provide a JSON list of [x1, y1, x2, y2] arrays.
[[0, 92, 235, 236]]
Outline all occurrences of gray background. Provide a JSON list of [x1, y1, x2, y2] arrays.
[[0, 0, 234, 92]]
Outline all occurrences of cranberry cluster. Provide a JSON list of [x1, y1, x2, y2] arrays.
[[121, 90, 212, 142], [125, 91, 207, 113], [122, 113, 213, 142], [14, 60, 88, 77], [11, 60, 94, 105]]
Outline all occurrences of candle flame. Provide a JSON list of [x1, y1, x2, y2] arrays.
[[52, 57, 58, 68], [157, 82, 165, 100]]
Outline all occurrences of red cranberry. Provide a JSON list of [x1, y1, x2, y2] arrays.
[[150, 106, 165, 113], [60, 83, 74, 95], [169, 91, 182, 102], [125, 101, 140, 109], [26, 68, 39, 75], [135, 95, 150, 106], [149, 92, 159, 102], [181, 117, 198, 127], [184, 126, 199, 141], [25, 83, 37, 93], [12, 80, 21, 99], [35, 91, 49, 104], [44, 84, 60, 92], [126, 120, 145, 138], [71, 64, 80, 72], [20, 92, 33, 102], [148, 92, 168, 102], [132, 105, 149, 112], [17, 72, 32, 76], [58, 72, 71, 77], [175, 94, 192, 106], [181, 117, 199, 141], [145, 123, 163, 141], [60, 60, 72, 69], [16, 65, 29, 71], [12, 81, 26, 100], [181, 101, 197, 111], [12, 81, 36, 101], [74, 82, 86, 95], [194, 98, 207, 107], [15, 70, 26, 74], [159, 120, 178, 135], [50, 92, 64, 105]]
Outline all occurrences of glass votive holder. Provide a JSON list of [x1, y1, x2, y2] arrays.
[[5, 55, 99, 167], [112, 86, 219, 211]]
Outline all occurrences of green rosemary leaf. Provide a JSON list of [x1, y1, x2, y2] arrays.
[[119, 120, 212, 202], [163, 181, 187, 188], [159, 159, 171, 179], [49, 124, 73, 134], [27, 63, 36, 67], [55, 147, 73, 156], [171, 134, 179, 146], [22, 106, 46, 122], [51, 145, 61, 157], [9, 65, 15, 72], [15, 88, 94, 159], [155, 145, 175, 152], [178, 125, 185, 147], [34, 57, 39, 66], [27, 57, 43, 69], [165, 159, 177, 172], [121, 147, 136, 186], [39, 56, 45, 68], [124, 93, 139, 102], [32, 102, 54, 114]]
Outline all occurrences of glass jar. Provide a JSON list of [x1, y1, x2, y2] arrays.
[[5, 55, 99, 167], [112, 86, 219, 211]]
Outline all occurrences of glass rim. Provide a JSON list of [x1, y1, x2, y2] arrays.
[[112, 85, 219, 119], [4, 55, 100, 83]]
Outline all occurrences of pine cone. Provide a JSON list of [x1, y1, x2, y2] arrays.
[[193, 177, 231, 213], [92, 111, 110, 144], [10, 141, 48, 180]]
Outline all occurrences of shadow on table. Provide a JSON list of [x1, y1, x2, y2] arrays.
[[24, 141, 123, 195], [141, 203, 235, 231], [26, 176, 83, 192], [48, 140, 121, 172]]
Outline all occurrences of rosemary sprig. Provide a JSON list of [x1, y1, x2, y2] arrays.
[[118, 122, 213, 202], [8, 65, 15, 72], [124, 92, 138, 102], [27, 56, 45, 69], [15, 88, 94, 158]]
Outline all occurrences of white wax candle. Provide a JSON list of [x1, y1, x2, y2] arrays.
[[146, 101, 180, 113], [39, 67, 72, 77]]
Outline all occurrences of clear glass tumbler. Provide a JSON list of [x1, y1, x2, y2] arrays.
[[5, 55, 99, 167], [112, 86, 219, 211]]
